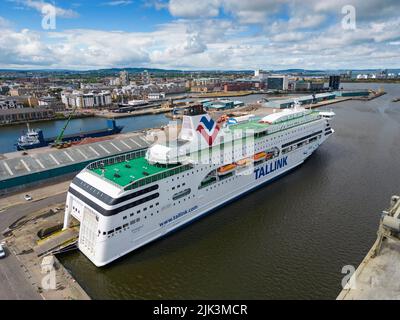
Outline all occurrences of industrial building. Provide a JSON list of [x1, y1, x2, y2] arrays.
[[334, 90, 369, 97], [266, 75, 289, 91], [38, 96, 66, 112], [265, 93, 336, 109], [0, 107, 55, 124], [0, 96, 24, 109], [294, 80, 325, 92], [202, 99, 244, 111], [329, 75, 341, 90]]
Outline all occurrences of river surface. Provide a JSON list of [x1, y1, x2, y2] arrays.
[[58, 83, 400, 299]]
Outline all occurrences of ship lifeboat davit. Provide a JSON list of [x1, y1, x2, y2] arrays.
[[217, 163, 237, 175], [253, 152, 267, 161]]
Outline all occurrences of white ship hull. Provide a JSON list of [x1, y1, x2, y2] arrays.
[[63, 106, 334, 267]]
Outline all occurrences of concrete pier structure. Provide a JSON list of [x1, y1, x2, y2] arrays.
[[338, 195, 400, 300]]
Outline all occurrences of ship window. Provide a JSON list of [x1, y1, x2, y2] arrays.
[[116, 227, 122, 231], [123, 224, 129, 228], [123, 216, 127, 220], [173, 188, 191, 201], [107, 229, 114, 234]]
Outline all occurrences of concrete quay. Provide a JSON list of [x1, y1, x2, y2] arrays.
[[338, 195, 400, 300], [1, 202, 90, 300]]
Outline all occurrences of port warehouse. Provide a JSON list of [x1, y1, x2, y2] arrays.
[[0, 108, 55, 124], [0, 134, 150, 195], [264, 90, 369, 109], [202, 99, 244, 111]]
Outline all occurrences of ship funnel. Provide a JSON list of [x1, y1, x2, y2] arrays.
[[179, 104, 206, 141]]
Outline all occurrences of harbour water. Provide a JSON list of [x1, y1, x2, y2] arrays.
[[57, 83, 400, 299]]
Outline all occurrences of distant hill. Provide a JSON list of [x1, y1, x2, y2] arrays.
[[0, 67, 399, 75]]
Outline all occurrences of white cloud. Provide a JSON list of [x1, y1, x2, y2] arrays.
[[101, 1, 133, 6], [9, 0, 79, 18], [168, 0, 220, 18], [0, 16, 11, 28], [1, 0, 400, 70]]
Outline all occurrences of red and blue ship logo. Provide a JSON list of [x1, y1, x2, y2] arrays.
[[196, 116, 220, 146]]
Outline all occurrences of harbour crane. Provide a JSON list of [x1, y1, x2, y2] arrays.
[[52, 105, 78, 149]]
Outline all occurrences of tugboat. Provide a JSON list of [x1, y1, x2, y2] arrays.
[[16, 124, 47, 150]]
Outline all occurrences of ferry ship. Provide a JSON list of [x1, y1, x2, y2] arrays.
[[63, 103, 335, 267]]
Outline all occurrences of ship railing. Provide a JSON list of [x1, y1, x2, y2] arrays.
[[260, 114, 321, 136], [124, 163, 193, 191], [85, 148, 148, 190]]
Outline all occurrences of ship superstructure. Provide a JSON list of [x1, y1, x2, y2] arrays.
[[63, 104, 335, 266]]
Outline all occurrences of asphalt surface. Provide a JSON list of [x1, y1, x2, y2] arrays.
[[0, 192, 67, 238], [0, 192, 67, 300], [0, 248, 41, 300]]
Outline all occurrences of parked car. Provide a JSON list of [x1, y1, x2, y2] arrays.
[[24, 194, 32, 201], [0, 244, 6, 258]]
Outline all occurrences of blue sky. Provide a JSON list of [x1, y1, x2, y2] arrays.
[[1, 1, 173, 32], [0, 0, 399, 70]]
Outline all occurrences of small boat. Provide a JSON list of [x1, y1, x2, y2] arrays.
[[217, 163, 236, 175], [253, 152, 267, 161], [266, 152, 275, 160], [236, 158, 252, 167]]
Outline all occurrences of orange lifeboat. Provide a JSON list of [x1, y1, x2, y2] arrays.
[[217, 115, 229, 124], [265, 152, 274, 160], [253, 152, 267, 161], [236, 158, 252, 167], [217, 163, 236, 175]]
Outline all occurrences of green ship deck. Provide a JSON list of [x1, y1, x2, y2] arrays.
[[229, 120, 268, 131], [87, 110, 321, 190], [91, 156, 179, 187], [228, 111, 319, 132]]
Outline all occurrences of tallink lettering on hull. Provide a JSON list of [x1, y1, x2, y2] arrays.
[[254, 156, 288, 180]]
